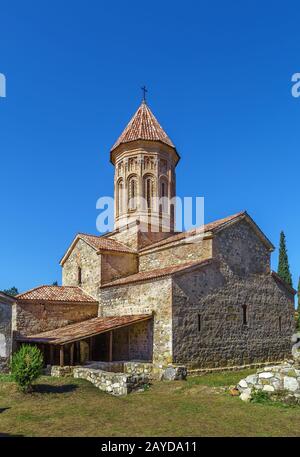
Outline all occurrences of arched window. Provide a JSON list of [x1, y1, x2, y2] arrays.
[[128, 175, 137, 211], [144, 175, 155, 210], [117, 179, 124, 216], [160, 178, 168, 213]]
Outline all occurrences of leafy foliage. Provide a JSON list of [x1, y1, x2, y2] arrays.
[[277, 231, 293, 287], [2, 286, 19, 296], [251, 390, 270, 404], [10, 345, 43, 393]]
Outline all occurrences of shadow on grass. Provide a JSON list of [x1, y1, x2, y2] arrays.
[[0, 408, 10, 414], [33, 384, 78, 394], [0, 433, 24, 437]]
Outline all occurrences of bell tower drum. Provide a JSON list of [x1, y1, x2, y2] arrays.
[[110, 99, 180, 233]]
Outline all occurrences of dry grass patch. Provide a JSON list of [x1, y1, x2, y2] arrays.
[[0, 371, 298, 437]]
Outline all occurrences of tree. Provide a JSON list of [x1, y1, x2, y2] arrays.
[[10, 345, 43, 393], [277, 231, 293, 287], [2, 286, 19, 296]]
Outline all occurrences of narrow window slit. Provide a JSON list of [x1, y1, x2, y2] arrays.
[[242, 305, 247, 326], [78, 266, 82, 285]]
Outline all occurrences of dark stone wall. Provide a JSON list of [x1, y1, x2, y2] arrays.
[[172, 221, 295, 368], [99, 278, 173, 365], [14, 301, 98, 336], [129, 319, 153, 361], [172, 268, 294, 367], [213, 219, 271, 277], [0, 300, 12, 371], [113, 327, 129, 360]]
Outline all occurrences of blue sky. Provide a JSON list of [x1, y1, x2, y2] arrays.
[[0, 0, 299, 293]]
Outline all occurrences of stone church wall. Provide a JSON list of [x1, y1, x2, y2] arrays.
[[14, 301, 98, 336], [172, 260, 294, 368], [129, 319, 153, 360], [139, 237, 212, 272], [108, 223, 172, 250], [108, 224, 141, 250], [112, 320, 153, 361], [101, 252, 138, 285], [213, 219, 271, 276], [0, 298, 13, 371], [62, 239, 100, 299], [99, 278, 172, 366]]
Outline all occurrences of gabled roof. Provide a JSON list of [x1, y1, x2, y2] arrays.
[[16, 286, 98, 304], [140, 211, 274, 253], [0, 291, 16, 304], [60, 233, 136, 266], [271, 271, 297, 295], [78, 233, 136, 254], [17, 314, 152, 345], [101, 258, 215, 288], [110, 101, 178, 158]]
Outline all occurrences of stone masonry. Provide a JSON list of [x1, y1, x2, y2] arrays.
[[14, 300, 98, 336], [172, 221, 294, 368], [3, 99, 295, 377], [99, 278, 172, 366], [237, 334, 300, 403], [62, 238, 100, 299], [0, 293, 14, 371], [50, 360, 186, 395]]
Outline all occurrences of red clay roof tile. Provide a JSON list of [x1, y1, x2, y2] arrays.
[[16, 286, 98, 303], [101, 259, 214, 288], [78, 233, 136, 254], [139, 211, 247, 252], [17, 314, 152, 345], [111, 101, 176, 152]]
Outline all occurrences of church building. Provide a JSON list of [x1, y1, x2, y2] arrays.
[[0, 99, 296, 374]]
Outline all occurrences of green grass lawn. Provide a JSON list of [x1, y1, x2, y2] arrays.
[[0, 369, 298, 437]]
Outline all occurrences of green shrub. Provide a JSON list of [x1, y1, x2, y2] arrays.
[[251, 390, 270, 404], [10, 345, 43, 393]]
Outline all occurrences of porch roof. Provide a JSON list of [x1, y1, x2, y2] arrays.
[[17, 314, 152, 345]]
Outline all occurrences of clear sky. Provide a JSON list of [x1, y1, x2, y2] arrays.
[[0, 0, 299, 294]]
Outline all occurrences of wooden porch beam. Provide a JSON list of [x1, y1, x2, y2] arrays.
[[59, 346, 64, 367], [128, 327, 130, 360], [109, 331, 113, 362], [70, 343, 74, 366]]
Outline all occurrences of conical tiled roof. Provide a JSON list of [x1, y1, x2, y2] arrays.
[[111, 101, 176, 152]]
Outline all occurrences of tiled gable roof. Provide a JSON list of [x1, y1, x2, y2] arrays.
[[0, 291, 16, 303], [60, 232, 136, 266], [16, 286, 98, 303], [139, 212, 245, 251], [140, 211, 274, 252], [111, 101, 176, 152], [17, 314, 152, 345], [271, 271, 297, 295], [101, 259, 214, 288], [78, 233, 136, 254]]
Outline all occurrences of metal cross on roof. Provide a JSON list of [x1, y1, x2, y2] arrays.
[[141, 85, 148, 102]]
